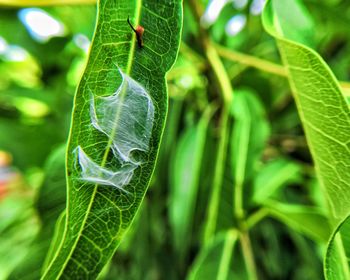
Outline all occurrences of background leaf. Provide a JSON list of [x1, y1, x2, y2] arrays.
[[8, 145, 66, 280], [266, 201, 331, 242], [252, 158, 301, 204], [230, 89, 269, 218], [187, 230, 240, 280], [169, 105, 213, 257]]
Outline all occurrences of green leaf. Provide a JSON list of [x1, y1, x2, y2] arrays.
[[9, 146, 66, 280], [325, 215, 350, 280], [229, 89, 269, 216], [169, 106, 213, 256], [187, 230, 239, 280], [266, 200, 331, 242], [0, 195, 39, 280], [252, 158, 301, 204], [43, 211, 66, 272], [0, 119, 68, 169], [262, 0, 350, 220], [263, 0, 315, 48], [42, 1, 182, 278]]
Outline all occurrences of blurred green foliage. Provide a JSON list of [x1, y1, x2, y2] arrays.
[[0, 0, 350, 279]]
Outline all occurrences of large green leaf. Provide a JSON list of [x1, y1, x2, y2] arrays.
[[42, 0, 182, 278], [325, 215, 350, 279], [262, 0, 350, 220]]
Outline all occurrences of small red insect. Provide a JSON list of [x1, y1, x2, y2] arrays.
[[127, 16, 144, 48]]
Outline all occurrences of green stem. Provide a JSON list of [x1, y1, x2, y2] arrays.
[[234, 181, 244, 221], [240, 231, 258, 280], [246, 208, 269, 229], [215, 44, 287, 77], [188, 0, 233, 245], [215, 44, 350, 90], [188, 0, 233, 105], [217, 230, 238, 280], [232, 114, 251, 221], [206, 43, 233, 105], [203, 106, 230, 244]]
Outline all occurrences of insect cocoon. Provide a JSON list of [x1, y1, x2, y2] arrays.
[[90, 69, 154, 164], [75, 146, 136, 193], [75, 68, 154, 193]]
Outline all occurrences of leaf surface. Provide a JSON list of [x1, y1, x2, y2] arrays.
[[266, 201, 331, 242], [325, 215, 350, 279], [262, 0, 350, 220], [169, 106, 213, 256], [42, 0, 182, 278]]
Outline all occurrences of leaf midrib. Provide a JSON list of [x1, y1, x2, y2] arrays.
[[44, 0, 144, 277]]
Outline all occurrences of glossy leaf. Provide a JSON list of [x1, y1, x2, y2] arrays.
[[42, 0, 182, 278], [325, 215, 350, 279], [262, 0, 350, 220]]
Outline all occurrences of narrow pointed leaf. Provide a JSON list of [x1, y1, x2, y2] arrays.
[[262, 0, 350, 220], [169, 106, 213, 255], [230, 89, 269, 216], [42, 0, 182, 278]]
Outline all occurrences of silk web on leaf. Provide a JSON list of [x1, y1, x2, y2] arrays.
[[75, 68, 155, 193]]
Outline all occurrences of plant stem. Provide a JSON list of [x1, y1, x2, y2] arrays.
[[246, 208, 269, 229], [188, 0, 233, 105], [240, 231, 258, 280], [215, 44, 350, 90], [215, 44, 287, 77], [206, 43, 233, 105], [188, 0, 233, 245], [217, 230, 238, 280], [203, 107, 230, 244]]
